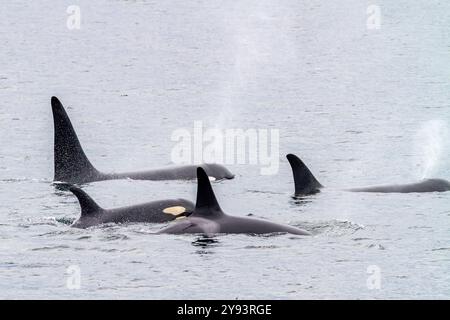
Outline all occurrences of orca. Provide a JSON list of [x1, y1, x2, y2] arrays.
[[286, 153, 450, 195], [51, 96, 234, 184], [69, 186, 194, 228], [158, 168, 311, 235]]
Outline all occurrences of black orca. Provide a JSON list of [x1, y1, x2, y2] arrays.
[[286, 153, 450, 195], [69, 186, 194, 228], [51, 96, 234, 184], [158, 168, 311, 235]]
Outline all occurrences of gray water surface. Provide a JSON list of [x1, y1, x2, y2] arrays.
[[0, 0, 449, 299]]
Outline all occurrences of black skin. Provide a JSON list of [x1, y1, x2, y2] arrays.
[[158, 168, 311, 236], [51, 96, 234, 184], [286, 153, 450, 195], [69, 186, 194, 228]]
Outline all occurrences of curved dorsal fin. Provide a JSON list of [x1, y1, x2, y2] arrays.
[[69, 186, 102, 216], [193, 167, 223, 217], [286, 154, 323, 195], [51, 96, 100, 183]]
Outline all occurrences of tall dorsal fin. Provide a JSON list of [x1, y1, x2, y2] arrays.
[[193, 167, 223, 217], [51, 96, 100, 183], [69, 186, 103, 216], [286, 154, 323, 195]]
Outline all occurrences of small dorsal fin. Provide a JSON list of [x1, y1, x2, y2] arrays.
[[193, 167, 223, 217], [286, 154, 323, 195], [69, 186, 102, 216]]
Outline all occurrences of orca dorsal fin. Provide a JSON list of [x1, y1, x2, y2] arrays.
[[51, 96, 100, 184], [69, 186, 103, 216], [193, 167, 223, 217], [286, 154, 323, 195]]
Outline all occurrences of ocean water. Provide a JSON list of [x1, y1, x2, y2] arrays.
[[0, 0, 449, 299]]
